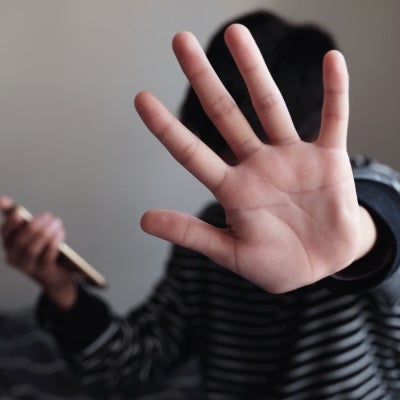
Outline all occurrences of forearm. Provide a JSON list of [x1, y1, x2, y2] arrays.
[[37, 276, 191, 390], [37, 286, 112, 353], [43, 279, 78, 310]]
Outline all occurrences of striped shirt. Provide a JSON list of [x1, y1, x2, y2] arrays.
[[38, 156, 400, 399]]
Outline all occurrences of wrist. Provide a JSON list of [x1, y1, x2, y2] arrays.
[[333, 205, 391, 282], [44, 279, 78, 310], [355, 206, 377, 260]]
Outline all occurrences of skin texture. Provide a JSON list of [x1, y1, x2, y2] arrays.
[[136, 24, 376, 292], [0, 196, 76, 308], [0, 24, 376, 309]]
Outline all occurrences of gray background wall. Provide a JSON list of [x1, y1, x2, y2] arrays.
[[1, 0, 399, 313]]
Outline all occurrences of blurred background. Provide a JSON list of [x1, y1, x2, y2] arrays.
[[1, 0, 399, 313]]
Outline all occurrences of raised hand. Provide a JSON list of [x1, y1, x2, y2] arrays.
[[135, 24, 376, 293]]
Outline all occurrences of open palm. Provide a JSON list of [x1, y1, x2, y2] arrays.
[[135, 24, 372, 293]]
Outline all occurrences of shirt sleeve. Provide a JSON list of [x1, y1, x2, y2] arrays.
[[36, 269, 193, 392], [323, 155, 400, 304], [36, 285, 113, 352]]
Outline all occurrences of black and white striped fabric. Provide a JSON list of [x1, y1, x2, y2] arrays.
[[40, 157, 400, 399], [0, 309, 199, 399], [0, 310, 95, 400]]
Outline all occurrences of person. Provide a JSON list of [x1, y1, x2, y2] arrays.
[[1, 10, 400, 400]]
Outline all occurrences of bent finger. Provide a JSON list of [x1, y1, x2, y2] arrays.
[[28, 217, 63, 264], [1, 213, 26, 249], [41, 226, 65, 267]]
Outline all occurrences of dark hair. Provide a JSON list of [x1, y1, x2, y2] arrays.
[[179, 10, 337, 154]]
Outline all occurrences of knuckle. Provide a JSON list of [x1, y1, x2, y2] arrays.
[[176, 138, 200, 167], [207, 95, 237, 120], [323, 111, 346, 123], [154, 116, 176, 140], [254, 92, 282, 112], [56, 217, 64, 229]]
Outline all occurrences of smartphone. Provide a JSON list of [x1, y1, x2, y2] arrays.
[[2, 204, 107, 288]]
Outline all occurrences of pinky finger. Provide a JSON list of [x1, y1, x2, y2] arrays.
[[318, 50, 349, 149]]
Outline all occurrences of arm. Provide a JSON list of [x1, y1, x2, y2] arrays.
[[1, 23, 377, 312], [36, 275, 192, 392], [0, 196, 193, 390], [135, 24, 377, 293], [1, 25, 378, 299]]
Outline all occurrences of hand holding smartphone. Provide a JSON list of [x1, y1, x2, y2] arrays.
[[2, 204, 107, 288]]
